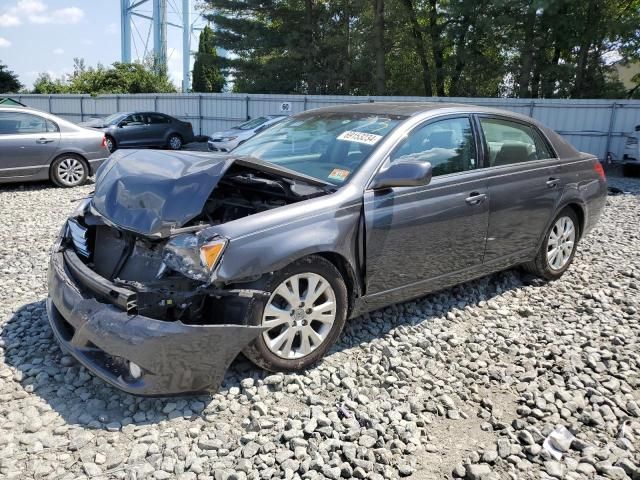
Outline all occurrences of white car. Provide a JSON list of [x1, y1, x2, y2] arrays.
[[208, 115, 286, 152], [623, 125, 640, 176]]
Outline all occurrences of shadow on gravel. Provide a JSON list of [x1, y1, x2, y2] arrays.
[[1, 268, 529, 430]]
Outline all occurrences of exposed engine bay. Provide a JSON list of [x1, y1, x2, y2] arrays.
[[186, 163, 329, 227], [66, 162, 331, 326]]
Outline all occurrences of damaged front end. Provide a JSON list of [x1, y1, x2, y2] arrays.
[[47, 150, 332, 395]]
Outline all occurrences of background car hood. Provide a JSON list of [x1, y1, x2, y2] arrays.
[[92, 150, 234, 237], [210, 128, 252, 140], [79, 118, 108, 128]]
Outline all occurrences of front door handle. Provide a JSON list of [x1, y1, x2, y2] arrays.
[[546, 177, 560, 188], [465, 192, 487, 205], [36, 138, 55, 144]]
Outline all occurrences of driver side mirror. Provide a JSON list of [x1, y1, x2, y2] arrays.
[[371, 160, 433, 190], [118, 121, 128, 128]]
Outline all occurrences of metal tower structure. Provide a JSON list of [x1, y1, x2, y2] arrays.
[[120, 0, 206, 92]]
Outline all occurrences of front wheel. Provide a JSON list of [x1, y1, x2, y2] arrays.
[[105, 136, 116, 153], [167, 134, 183, 150], [243, 256, 348, 372], [523, 208, 580, 280]]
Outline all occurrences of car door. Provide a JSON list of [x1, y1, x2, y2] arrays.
[[0, 111, 60, 178], [115, 113, 148, 147], [477, 115, 563, 264], [363, 115, 490, 301], [146, 113, 171, 146]]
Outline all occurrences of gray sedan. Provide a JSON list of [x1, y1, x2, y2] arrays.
[[0, 106, 108, 187], [47, 103, 607, 395], [80, 112, 195, 152]]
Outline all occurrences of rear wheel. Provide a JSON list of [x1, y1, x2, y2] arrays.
[[167, 134, 183, 150], [51, 154, 88, 188], [243, 255, 348, 372], [523, 207, 579, 280], [623, 163, 639, 177]]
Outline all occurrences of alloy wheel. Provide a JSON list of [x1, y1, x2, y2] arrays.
[[56, 157, 85, 186], [105, 137, 115, 152], [169, 135, 182, 150], [546, 216, 576, 270], [262, 273, 337, 359]]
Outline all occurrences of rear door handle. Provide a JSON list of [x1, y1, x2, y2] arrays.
[[546, 177, 560, 188], [36, 138, 55, 144], [465, 192, 487, 205]]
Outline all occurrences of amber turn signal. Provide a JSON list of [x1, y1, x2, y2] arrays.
[[199, 241, 226, 270]]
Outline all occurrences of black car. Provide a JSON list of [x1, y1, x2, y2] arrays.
[[48, 102, 607, 395], [80, 112, 195, 152]]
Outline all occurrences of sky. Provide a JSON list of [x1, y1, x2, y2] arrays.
[[0, 0, 201, 90]]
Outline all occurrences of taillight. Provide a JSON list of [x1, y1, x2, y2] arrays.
[[594, 161, 606, 180], [101, 136, 107, 149]]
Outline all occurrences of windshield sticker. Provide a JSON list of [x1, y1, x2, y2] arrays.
[[337, 130, 383, 145], [328, 168, 350, 182]]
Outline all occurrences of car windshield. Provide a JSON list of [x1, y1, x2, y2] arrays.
[[232, 112, 406, 185], [103, 113, 127, 125], [233, 117, 271, 130]]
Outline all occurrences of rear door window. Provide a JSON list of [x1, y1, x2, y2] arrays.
[[147, 113, 170, 124], [479, 117, 554, 167]]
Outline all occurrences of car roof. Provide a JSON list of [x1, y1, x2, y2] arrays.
[[301, 101, 536, 122], [0, 105, 49, 115]]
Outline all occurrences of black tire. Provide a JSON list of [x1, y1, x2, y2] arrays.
[[522, 207, 580, 281], [622, 163, 639, 177], [105, 135, 116, 153], [242, 255, 348, 372], [50, 154, 89, 188], [167, 133, 183, 150]]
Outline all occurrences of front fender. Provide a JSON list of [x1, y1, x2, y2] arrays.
[[213, 201, 362, 288]]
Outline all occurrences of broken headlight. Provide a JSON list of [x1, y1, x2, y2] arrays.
[[162, 234, 227, 282]]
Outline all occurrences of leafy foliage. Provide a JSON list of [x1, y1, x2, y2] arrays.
[[0, 62, 22, 94], [32, 58, 176, 95], [192, 25, 225, 92], [204, 0, 640, 98]]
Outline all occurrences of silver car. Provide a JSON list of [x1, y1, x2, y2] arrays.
[[0, 106, 108, 187], [208, 115, 286, 152]]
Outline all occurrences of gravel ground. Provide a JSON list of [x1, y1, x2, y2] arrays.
[[0, 171, 638, 480]]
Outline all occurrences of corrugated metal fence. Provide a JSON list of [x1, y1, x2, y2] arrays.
[[13, 93, 640, 160]]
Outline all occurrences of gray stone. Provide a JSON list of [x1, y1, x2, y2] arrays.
[[466, 464, 491, 480]]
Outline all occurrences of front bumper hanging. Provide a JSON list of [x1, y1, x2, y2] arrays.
[[47, 245, 265, 396]]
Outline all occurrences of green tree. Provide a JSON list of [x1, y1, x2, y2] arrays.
[[32, 73, 68, 94], [192, 25, 225, 92], [32, 59, 176, 95], [203, 0, 640, 98], [0, 62, 22, 93]]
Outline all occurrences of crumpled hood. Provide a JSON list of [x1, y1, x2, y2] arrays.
[[92, 150, 234, 237]]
